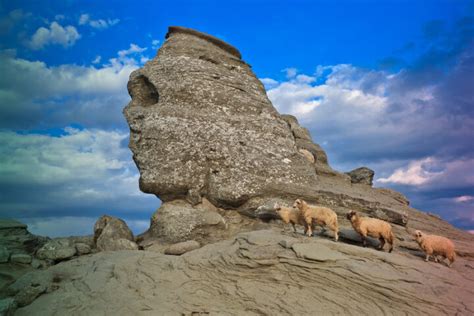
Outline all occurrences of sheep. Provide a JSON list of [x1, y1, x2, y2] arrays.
[[346, 210, 394, 253], [274, 203, 311, 234], [414, 230, 456, 267], [293, 199, 339, 241]]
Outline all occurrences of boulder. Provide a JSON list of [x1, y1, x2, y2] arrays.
[[10, 254, 32, 265], [75, 243, 91, 255], [164, 240, 201, 255], [147, 200, 226, 243], [93, 215, 138, 251], [36, 239, 76, 261], [346, 167, 375, 186], [0, 219, 48, 257]]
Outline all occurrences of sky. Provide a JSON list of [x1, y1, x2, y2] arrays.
[[0, 0, 473, 237]]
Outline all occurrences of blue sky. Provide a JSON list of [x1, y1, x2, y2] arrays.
[[0, 0, 473, 236]]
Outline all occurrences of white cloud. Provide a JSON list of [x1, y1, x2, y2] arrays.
[[55, 14, 65, 21], [152, 39, 160, 50], [0, 128, 159, 220], [454, 196, 474, 203], [283, 67, 298, 78], [79, 13, 119, 29], [260, 78, 279, 89], [92, 55, 101, 64], [0, 43, 150, 129], [28, 22, 81, 50], [267, 66, 387, 122], [377, 157, 474, 188], [377, 157, 442, 185]]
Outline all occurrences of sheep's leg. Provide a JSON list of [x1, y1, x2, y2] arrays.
[[378, 237, 385, 250], [305, 218, 313, 237], [291, 222, 297, 233], [425, 254, 430, 262], [361, 235, 367, 247]]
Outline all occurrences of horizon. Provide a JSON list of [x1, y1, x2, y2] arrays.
[[0, 0, 473, 237]]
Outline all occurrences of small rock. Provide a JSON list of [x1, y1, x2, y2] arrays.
[[10, 253, 32, 264], [279, 238, 296, 249], [346, 167, 375, 186], [14, 284, 47, 307], [31, 258, 44, 269], [164, 240, 201, 255], [298, 149, 315, 163], [75, 243, 91, 255], [0, 246, 10, 263], [0, 297, 17, 316], [36, 240, 77, 261]]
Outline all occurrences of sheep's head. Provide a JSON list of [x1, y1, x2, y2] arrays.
[[293, 199, 303, 209], [346, 210, 357, 221], [414, 230, 424, 241], [274, 203, 282, 215]]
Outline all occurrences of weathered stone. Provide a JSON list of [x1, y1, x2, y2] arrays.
[[36, 239, 76, 261], [0, 297, 17, 316], [124, 26, 318, 208], [292, 243, 346, 262], [346, 167, 375, 186], [10, 254, 32, 265], [30, 259, 43, 269], [164, 240, 201, 255], [298, 148, 315, 163], [75, 243, 91, 255], [94, 215, 138, 251], [14, 283, 46, 307], [0, 246, 10, 263], [147, 200, 226, 243], [281, 114, 312, 141], [0, 219, 48, 258]]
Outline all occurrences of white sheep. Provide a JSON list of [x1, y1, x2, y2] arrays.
[[346, 210, 394, 253], [414, 230, 456, 267], [293, 199, 339, 241]]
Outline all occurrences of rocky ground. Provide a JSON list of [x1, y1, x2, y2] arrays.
[[5, 227, 474, 316]]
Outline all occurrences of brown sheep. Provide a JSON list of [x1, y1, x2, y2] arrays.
[[293, 199, 339, 241], [274, 203, 312, 234], [346, 211, 394, 253], [414, 230, 456, 267]]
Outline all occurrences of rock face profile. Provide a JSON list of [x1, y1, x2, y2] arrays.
[[124, 26, 319, 209]]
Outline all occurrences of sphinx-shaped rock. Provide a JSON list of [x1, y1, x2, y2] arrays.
[[124, 26, 319, 208]]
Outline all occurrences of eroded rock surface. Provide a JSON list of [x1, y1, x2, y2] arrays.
[[124, 26, 319, 208], [14, 230, 474, 315], [93, 215, 138, 251]]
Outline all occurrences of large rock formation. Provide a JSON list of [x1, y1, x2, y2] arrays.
[[124, 26, 319, 209], [123, 26, 474, 261]]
